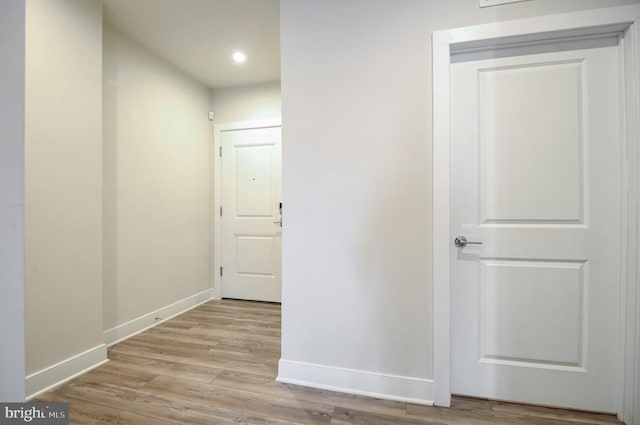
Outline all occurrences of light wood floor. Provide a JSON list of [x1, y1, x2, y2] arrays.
[[36, 300, 623, 424]]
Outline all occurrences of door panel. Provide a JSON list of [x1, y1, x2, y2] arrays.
[[479, 259, 585, 367], [451, 40, 620, 412], [236, 145, 275, 217], [221, 126, 282, 302], [479, 61, 584, 223], [235, 235, 276, 276]]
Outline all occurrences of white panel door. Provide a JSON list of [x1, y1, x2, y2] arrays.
[[221, 126, 282, 302], [451, 39, 621, 412]]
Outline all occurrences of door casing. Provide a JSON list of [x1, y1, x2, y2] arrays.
[[432, 5, 640, 423], [212, 119, 282, 301]]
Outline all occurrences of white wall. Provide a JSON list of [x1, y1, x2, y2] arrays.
[[102, 26, 212, 336], [0, 0, 26, 402], [279, 0, 640, 403], [25, 0, 104, 396], [211, 81, 281, 123], [636, 326, 640, 425]]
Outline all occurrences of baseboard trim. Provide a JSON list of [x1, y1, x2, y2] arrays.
[[276, 359, 434, 405], [102, 288, 213, 346], [26, 344, 108, 400]]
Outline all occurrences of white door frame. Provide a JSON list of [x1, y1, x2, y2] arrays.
[[212, 119, 282, 300], [432, 5, 640, 423]]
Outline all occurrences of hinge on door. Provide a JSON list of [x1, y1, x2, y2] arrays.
[[220, 206, 222, 217], [219, 146, 222, 157], [219, 266, 223, 277]]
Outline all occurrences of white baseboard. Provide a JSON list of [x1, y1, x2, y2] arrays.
[[25, 289, 214, 400], [277, 359, 434, 405], [102, 288, 213, 346], [26, 344, 108, 399]]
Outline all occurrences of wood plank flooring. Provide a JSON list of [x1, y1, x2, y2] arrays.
[[35, 300, 623, 425]]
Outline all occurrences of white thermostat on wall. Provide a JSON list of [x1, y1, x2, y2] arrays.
[[480, 0, 531, 7]]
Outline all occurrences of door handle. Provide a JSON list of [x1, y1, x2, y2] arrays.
[[454, 235, 482, 247], [275, 202, 283, 227]]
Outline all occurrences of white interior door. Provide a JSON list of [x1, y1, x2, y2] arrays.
[[450, 38, 621, 412], [221, 126, 282, 302]]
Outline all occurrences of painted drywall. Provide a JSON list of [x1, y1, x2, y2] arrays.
[[211, 81, 281, 124], [279, 0, 640, 402], [102, 26, 212, 333], [636, 330, 640, 425], [0, 0, 26, 402], [25, 0, 104, 385]]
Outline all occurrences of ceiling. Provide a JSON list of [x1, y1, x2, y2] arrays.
[[103, 0, 281, 89]]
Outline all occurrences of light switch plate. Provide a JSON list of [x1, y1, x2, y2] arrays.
[[480, 0, 531, 8]]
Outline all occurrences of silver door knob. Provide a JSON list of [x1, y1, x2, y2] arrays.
[[454, 235, 482, 247]]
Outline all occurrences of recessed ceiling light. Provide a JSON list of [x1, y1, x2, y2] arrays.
[[232, 51, 247, 64]]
